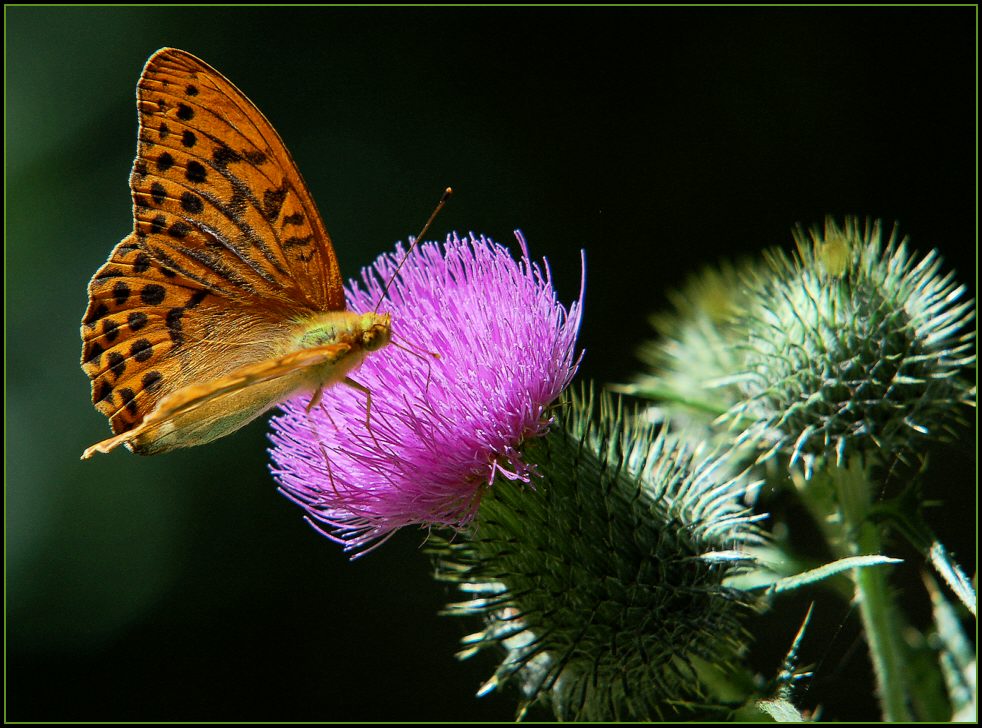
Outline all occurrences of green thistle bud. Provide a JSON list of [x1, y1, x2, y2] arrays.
[[623, 258, 762, 439], [728, 217, 975, 473], [431, 389, 763, 721]]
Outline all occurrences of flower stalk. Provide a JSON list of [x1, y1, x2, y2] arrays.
[[821, 457, 913, 721]]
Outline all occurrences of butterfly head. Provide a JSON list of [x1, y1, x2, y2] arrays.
[[360, 312, 392, 352]]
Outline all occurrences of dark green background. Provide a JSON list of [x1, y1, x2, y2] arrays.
[[7, 6, 975, 721]]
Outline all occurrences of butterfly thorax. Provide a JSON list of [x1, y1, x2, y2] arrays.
[[285, 310, 392, 393], [293, 311, 392, 354]]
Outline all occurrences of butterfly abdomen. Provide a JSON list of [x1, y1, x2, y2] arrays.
[[123, 312, 389, 454], [128, 373, 309, 454]]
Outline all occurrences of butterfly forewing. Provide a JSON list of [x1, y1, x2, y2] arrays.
[[133, 48, 344, 310], [82, 48, 347, 440]]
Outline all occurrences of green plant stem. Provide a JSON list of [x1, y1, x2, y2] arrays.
[[829, 457, 912, 722]]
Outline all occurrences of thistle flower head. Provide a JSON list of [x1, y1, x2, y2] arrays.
[[268, 233, 583, 552], [432, 388, 763, 721], [729, 217, 976, 472], [623, 258, 761, 439]]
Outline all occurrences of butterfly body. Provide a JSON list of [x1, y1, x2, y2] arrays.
[[84, 311, 391, 457], [81, 48, 390, 458]]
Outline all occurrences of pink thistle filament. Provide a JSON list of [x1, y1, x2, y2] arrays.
[[269, 233, 584, 553]]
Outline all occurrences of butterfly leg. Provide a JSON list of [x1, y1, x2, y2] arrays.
[[299, 397, 343, 499], [343, 376, 380, 447], [389, 335, 440, 399], [423, 354, 435, 399], [81, 429, 139, 459], [307, 385, 325, 413], [319, 440, 343, 500]]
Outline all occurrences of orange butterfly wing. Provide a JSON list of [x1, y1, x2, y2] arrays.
[[81, 48, 344, 437], [81, 342, 354, 459]]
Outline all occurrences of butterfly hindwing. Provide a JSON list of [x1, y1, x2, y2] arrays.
[[82, 342, 354, 458], [81, 233, 297, 436]]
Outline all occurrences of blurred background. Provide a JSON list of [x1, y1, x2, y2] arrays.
[[7, 7, 975, 721]]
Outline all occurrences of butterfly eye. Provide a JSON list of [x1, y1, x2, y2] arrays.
[[362, 325, 391, 352]]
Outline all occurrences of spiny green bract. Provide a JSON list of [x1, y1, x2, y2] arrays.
[[430, 390, 763, 721], [728, 217, 975, 474]]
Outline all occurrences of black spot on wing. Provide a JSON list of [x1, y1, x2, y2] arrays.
[[94, 379, 113, 404], [166, 307, 184, 345], [142, 371, 164, 393], [128, 311, 149, 331], [108, 351, 126, 379], [133, 252, 152, 273], [186, 161, 207, 184], [85, 341, 105, 367], [262, 186, 287, 222], [119, 387, 137, 415], [212, 143, 242, 169], [113, 281, 131, 306], [131, 339, 153, 362], [103, 318, 120, 343], [180, 191, 204, 214], [168, 221, 190, 240], [141, 284, 166, 306]]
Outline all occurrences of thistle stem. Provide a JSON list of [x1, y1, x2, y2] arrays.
[[830, 457, 911, 722]]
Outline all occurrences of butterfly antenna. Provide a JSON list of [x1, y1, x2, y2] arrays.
[[374, 187, 453, 313]]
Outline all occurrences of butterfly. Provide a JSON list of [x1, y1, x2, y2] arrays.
[[81, 48, 396, 458]]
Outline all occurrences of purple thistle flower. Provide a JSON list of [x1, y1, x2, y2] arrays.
[[269, 232, 584, 554]]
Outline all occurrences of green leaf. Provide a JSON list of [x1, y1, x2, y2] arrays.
[[751, 554, 902, 594], [758, 698, 805, 722], [926, 577, 977, 720], [929, 540, 977, 617]]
